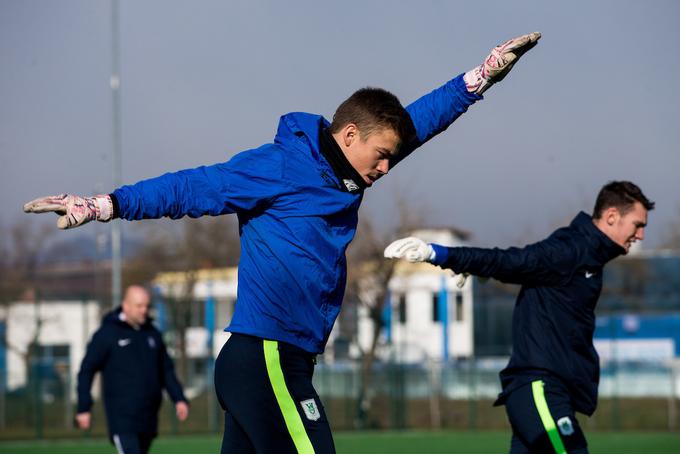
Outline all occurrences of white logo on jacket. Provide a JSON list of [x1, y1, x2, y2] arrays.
[[343, 179, 360, 192], [118, 338, 131, 347], [148, 336, 156, 349], [585, 271, 595, 279]]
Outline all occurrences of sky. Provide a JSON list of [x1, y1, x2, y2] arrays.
[[2, 0, 679, 252]]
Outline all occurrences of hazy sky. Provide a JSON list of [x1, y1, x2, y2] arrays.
[[2, 0, 679, 250]]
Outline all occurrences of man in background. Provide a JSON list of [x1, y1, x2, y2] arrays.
[[76, 285, 189, 454], [385, 181, 654, 454]]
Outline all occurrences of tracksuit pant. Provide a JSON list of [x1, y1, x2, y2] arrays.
[[111, 432, 154, 454], [504, 378, 589, 454], [215, 333, 335, 453]]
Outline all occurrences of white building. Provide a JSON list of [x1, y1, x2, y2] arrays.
[[4, 300, 100, 395], [152, 268, 238, 381], [356, 228, 475, 363], [152, 267, 350, 362]]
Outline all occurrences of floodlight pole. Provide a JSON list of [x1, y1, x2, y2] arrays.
[[110, 0, 122, 307]]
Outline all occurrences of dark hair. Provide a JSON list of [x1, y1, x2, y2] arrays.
[[593, 181, 655, 219], [329, 87, 416, 143]]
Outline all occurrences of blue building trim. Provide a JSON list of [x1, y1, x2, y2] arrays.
[[595, 313, 680, 356]]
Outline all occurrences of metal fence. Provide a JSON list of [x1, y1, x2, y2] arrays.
[[1, 354, 678, 440]]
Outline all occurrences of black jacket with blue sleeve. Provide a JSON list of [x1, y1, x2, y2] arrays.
[[430, 212, 624, 415], [77, 308, 187, 435]]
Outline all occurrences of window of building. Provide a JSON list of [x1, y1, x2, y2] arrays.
[[397, 294, 407, 324], [432, 292, 465, 323], [455, 293, 464, 322], [432, 292, 440, 322]]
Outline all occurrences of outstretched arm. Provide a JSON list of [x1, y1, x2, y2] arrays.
[[395, 32, 541, 165], [385, 233, 575, 287], [112, 146, 284, 221], [24, 146, 287, 228]]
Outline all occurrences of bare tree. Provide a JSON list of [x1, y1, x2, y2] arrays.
[[0, 220, 59, 430], [124, 216, 240, 382], [0, 220, 53, 304], [346, 198, 424, 428], [0, 220, 55, 356], [661, 205, 680, 250]]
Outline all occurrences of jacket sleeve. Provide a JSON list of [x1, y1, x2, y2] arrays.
[[158, 336, 187, 404], [112, 146, 288, 221], [76, 328, 110, 413], [430, 236, 577, 287], [393, 74, 482, 167]]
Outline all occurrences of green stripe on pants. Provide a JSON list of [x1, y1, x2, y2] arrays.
[[263, 340, 315, 454], [531, 380, 567, 454]]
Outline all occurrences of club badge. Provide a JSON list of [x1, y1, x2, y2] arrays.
[[557, 416, 574, 436], [300, 398, 320, 421]]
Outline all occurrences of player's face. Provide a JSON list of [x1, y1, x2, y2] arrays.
[[122, 288, 151, 326], [607, 202, 648, 253], [343, 126, 400, 186]]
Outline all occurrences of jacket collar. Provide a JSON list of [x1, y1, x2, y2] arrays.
[[317, 124, 366, 192], [275, 112, 326, 156], [275, 112, 364, 192], [570, 211, 626, 264]]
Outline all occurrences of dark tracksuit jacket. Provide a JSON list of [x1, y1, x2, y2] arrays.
[[77, 309, 187, 436], [430, 212, 625, 415]]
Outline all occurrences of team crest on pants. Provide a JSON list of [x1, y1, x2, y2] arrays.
[[300, 399, 320, 421], [557, 416, 574, 436]]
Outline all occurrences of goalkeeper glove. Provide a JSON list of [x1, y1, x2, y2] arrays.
[[384, 237, 436, 263], [464, 32, 541, 95], [385, 237, 471, 288], [23, 194, 114, 229]]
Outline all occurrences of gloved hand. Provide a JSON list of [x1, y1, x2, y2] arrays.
[[385, 237, 474, 288], [464, 32, 541, 95], [384, 237, 436, 263], [23, 194, 114, 229]]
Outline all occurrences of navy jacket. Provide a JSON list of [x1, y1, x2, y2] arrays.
[[77, 308, 187, 435], [431, 212, 624, 415], [112, 74, 480, 353]]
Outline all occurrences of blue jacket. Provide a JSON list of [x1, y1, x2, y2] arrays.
[[77, 309, 186, 435], [431, 212, 625, 415], [114, 74, 479, 353]]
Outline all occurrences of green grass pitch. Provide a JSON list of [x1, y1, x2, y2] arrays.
[[0, 431, 678, 453]]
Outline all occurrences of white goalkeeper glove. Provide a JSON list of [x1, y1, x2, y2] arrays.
[[23, 194, 114, 229], [385, 237, 471, 288], [464, 32, 541, 95], [384, 237, 436, 263]]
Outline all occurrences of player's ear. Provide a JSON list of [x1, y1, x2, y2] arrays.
[[341, 123, 358, 147], [604, 207, 619, 226]]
